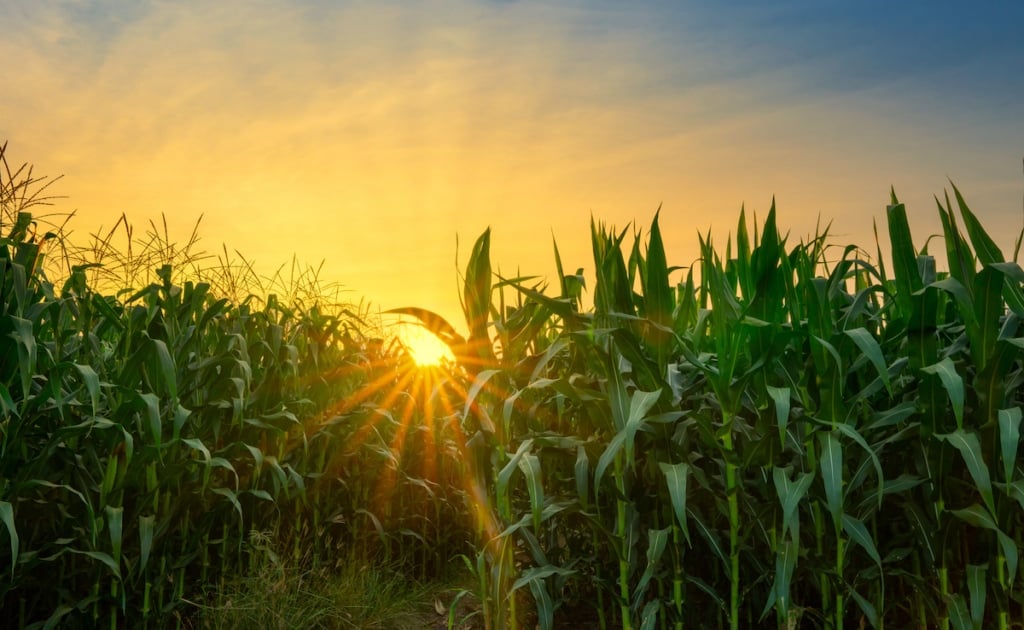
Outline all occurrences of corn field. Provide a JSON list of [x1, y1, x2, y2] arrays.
[[2, 140, 1023, 628]]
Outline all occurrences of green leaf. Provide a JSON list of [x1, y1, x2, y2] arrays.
[[844, 328, 892, 396], [639, 600, 661, 630], [887, 201, 923, 316], [818, 431, 844, 526], [826, 420, 885, 510], [510, 564, 575, 591], [922, 358, 964, 429], [953, 184, 1024, 314], [946, 593, 971, 630], [643, 211, 674, 331], [496, 439, 533, 520], [767, 386, 790, 447], [74, 364, 101, 417], [182, 437, 211, 462], [150, 338, 178, 400], [950, 504, 1018, 585], [463, 228, 494, 362], [773, 466, 814, 542], [463, 369, 501, 434], [575, 446, 590, 509], [518, 453, 544, 533], [997, 531, 1018, 587], [529, 578, 555, 630], [67, 549, 121, 580], [594, 430, 628, 501], [951, 503, 998, 529], [971, 266, 1003, 370], [138, 392, 163, 447], [212, 488, 243, 521], [624, 389, 661, 468], [938, 430, 995, 516], [688, 508, 728, 572], [998, 407, 1021, 483], [660, 462, 691, 543], [846, 586, 879, 629], [967, 564, 987, 628], [773, 539, 797, 623], [0, 501, 17, 577], [842, 514, 881, 567], [105, 505, 123, 567], [7, 316, 36, 399], [138, 514, 155, 573], [635, 527, 670, 603]]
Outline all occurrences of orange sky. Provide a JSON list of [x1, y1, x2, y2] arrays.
[[3, 1, 1022, 332]]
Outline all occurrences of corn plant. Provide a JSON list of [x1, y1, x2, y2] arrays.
[[404, 186, 1024, 629]]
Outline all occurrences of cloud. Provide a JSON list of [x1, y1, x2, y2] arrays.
[[1, 0, 1021, 324]]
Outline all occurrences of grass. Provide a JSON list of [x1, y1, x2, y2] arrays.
[[190, 540, 466, 629], [2, 139, 1023, 629]]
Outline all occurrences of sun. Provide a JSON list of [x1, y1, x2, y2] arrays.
[[395, 323, 456, 367]]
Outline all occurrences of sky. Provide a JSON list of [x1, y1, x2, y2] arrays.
[[2, 0, 1023, 331]]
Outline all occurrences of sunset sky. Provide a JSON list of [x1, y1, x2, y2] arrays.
[[3, 1, 1023, 331]]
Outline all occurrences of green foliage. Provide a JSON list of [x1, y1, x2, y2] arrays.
[[432, 190, 1024, 629], [4, 140, 1024, 629], [0, 143, 474, 627]]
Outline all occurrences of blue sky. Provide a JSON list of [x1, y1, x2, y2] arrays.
[[2, 0, 1022, 326]]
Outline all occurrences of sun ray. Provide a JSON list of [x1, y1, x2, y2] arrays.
[[395, 322, 456, 367]]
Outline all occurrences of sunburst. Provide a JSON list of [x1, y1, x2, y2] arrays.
[[395, 322, 456, 367]]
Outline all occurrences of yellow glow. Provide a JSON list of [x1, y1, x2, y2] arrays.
[[396, 323, 456, 367]]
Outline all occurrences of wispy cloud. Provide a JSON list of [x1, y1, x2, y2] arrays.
[[1, 1, 1021, 323]]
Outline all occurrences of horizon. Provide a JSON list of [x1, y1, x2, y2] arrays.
[[3, 0, 1023, 331]]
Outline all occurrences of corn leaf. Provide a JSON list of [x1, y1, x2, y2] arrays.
[[966, 564, 987, 628], [922, 358, 964, 430], [660, 462, 691, 544], [844, 328, 892, 396], [998, 407, 1021, 484], [938, 431, 995, 516], [773, 466, 814, 542], [842, 514, 881, 567], [105, 505, 123, 567], [0, 501, 17, 578], [946, 593, 971, 630], [518, 453, 544, 533], [138, 514, 155, 573], [818, 431, 844, 525], [635, 527, 670, 604], [767, 386, 790, 447]]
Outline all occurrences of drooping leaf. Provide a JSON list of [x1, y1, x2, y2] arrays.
[[922, 358, 965, 429], [844, 328, 892, 396], [660, 462, 691, 543], [842, 514, 881, 567], [938, 431, 995, 516]]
